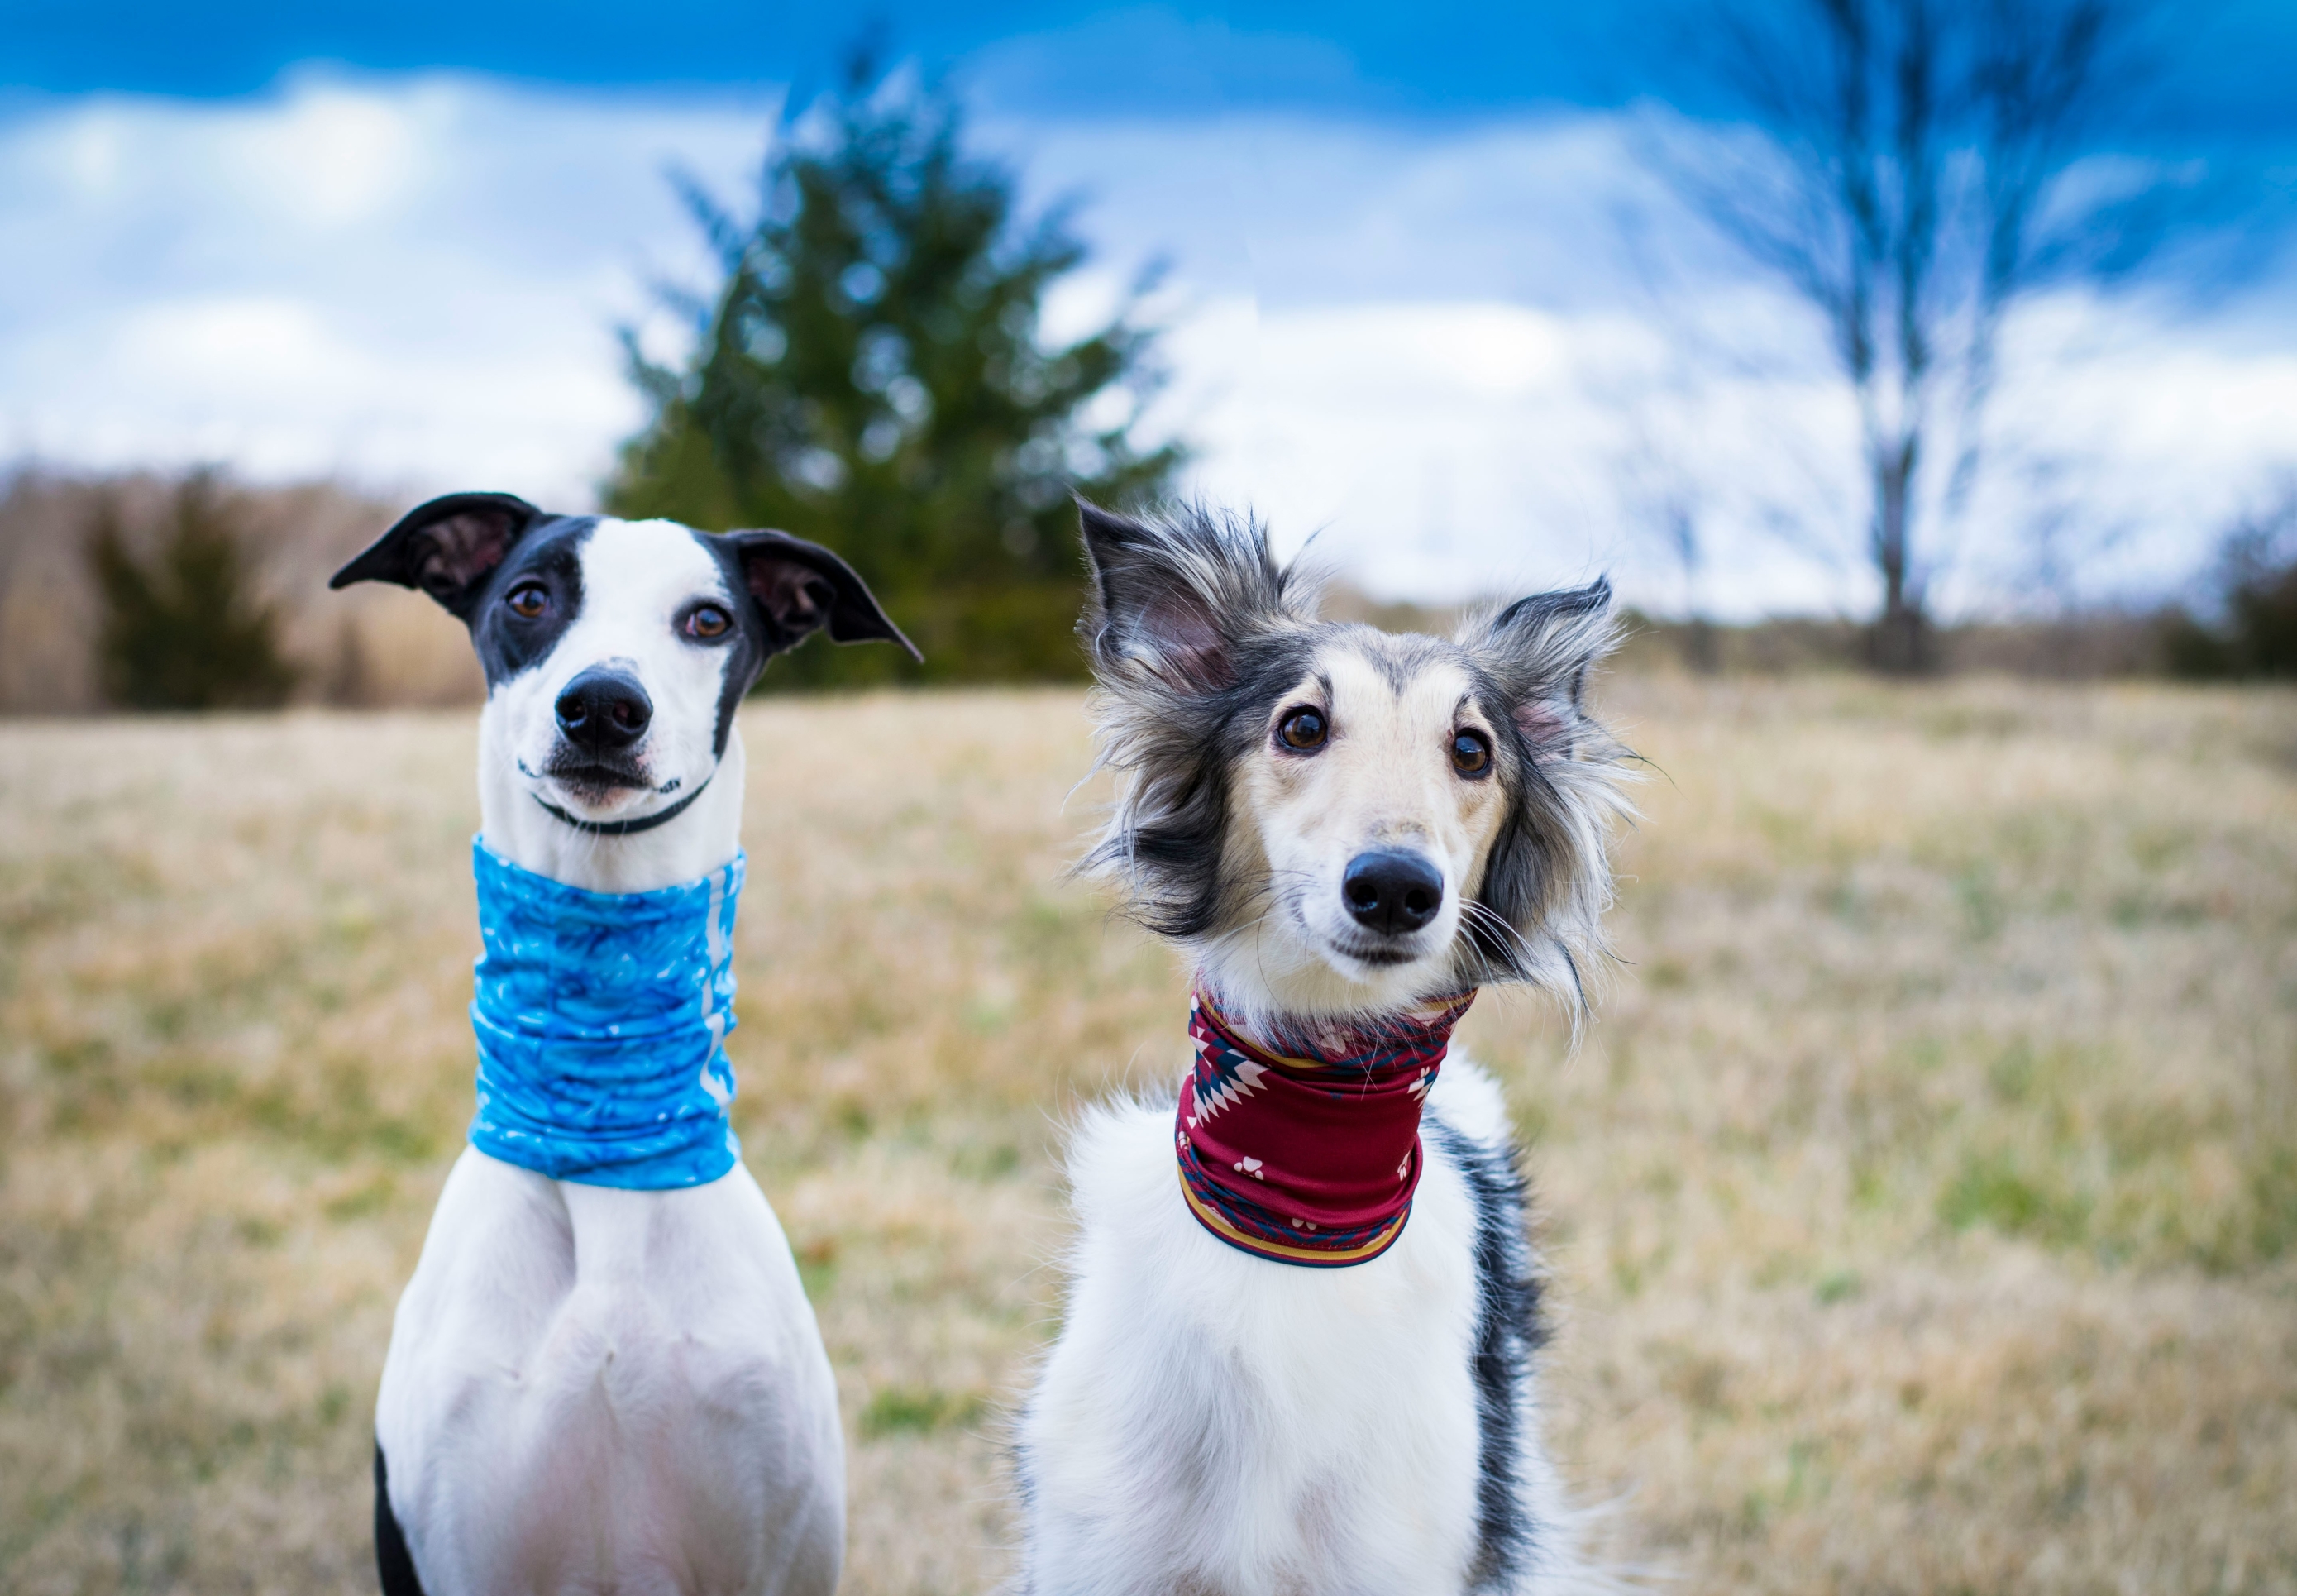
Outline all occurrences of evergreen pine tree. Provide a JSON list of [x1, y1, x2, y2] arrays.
[[606, 54, 1185, 686], [85, 471, 298, 710]]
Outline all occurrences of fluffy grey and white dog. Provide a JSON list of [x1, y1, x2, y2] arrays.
[[1014, 503, 1634, 1596], [332, 492, 915, 1596]]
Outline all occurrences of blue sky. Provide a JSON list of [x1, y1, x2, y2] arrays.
[[16, 0, 2297, 136], [7, 3, 1755, 110], [7, 2, 2294, 613]]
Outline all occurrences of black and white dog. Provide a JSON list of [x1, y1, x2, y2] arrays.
[[332, 493, 915, 1596], [1015, 504, 1633, 1594]]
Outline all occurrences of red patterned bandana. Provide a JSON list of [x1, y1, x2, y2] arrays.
[[1175, 985, 1477, 1267]]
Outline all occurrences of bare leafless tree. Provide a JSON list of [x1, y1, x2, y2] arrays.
[[1646, 0, 2165, 671]]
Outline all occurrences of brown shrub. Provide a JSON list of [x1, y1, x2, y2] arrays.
[[0, 469, 480, 714]]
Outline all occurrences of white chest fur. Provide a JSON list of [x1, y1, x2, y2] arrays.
[[1016, 1060, 1589, 1596], [375, 1151, 843, 1596]]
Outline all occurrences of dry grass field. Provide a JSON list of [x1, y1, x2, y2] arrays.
[[2, 676, 2294, 1594]]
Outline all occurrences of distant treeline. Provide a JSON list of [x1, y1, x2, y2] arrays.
[[1343, 594, 2279, 682], [0, 469, 475, 715], [2, 464, 2290, 716]]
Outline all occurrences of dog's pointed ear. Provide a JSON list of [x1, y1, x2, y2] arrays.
[[1465, 578, 1617, 757], [727, 529, 921, 661], [330, 492, 543, 617], [1077, 499, 1296, 692]]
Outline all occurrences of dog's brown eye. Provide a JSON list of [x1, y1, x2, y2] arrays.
[[685, 604, 733, 640], [1277, 708, 1328, 751], [1451, 729, 1492, 776], [505, 583, 547, 619]]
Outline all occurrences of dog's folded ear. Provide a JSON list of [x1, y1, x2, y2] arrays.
[[727, 530, 922, 662], [1464, 579, 1617, 758], [330, 493, 543, 618], [1076, 499, 1300, 693]]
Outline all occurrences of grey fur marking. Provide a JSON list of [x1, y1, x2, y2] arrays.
[[1426, 1114, 1549, 1591]]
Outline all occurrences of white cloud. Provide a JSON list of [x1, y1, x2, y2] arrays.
[[0, 73, 770, 504], [1150, 292, 1864, 614], [991, 105, 2297, 613], [2, 72, 2290, 616]]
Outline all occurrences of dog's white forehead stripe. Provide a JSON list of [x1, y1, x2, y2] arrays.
[[537, 517, 738, 711], [577, 518, 730, 624]]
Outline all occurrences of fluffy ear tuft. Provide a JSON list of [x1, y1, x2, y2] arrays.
[[329, 492, 542, 617], [726, 529, 920, 661], [1071, 499, 1322, 941], [1467, 578, 1617, 756], [1075, 499, 1305, 692], [1456, 576, 1635, 1015]]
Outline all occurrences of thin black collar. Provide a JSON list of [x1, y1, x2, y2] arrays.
[[532, 775, 712, 836]]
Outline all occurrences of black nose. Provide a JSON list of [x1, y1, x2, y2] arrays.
[[1342, 849, 1445, 936], [555, 667, 652, 752]]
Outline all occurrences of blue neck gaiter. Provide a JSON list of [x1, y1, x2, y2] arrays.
[[467, 838, 744, 1189]]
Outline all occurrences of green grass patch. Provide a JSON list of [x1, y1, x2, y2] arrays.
[[1813, 1269, 1863, 1305], [859, 1385, 985, 1440], [1939, 1151, 2091, 1249]]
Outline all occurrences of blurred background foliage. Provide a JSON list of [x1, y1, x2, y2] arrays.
[[0, 469, 480, 715], [2161, 486, 2297, 680], [604, 51, 1184, 687], [83, 471, 298, 710], [6, 463, 2290, 713]]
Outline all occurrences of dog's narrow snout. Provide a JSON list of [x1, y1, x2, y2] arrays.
[[556, 667, 653, 752], [1342, 849, 1444, 936]]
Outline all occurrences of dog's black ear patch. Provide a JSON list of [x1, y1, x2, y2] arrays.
[[1076, 499, 1299, 693], [726, 529, 921, 661], [330, 492, 543, 619]]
